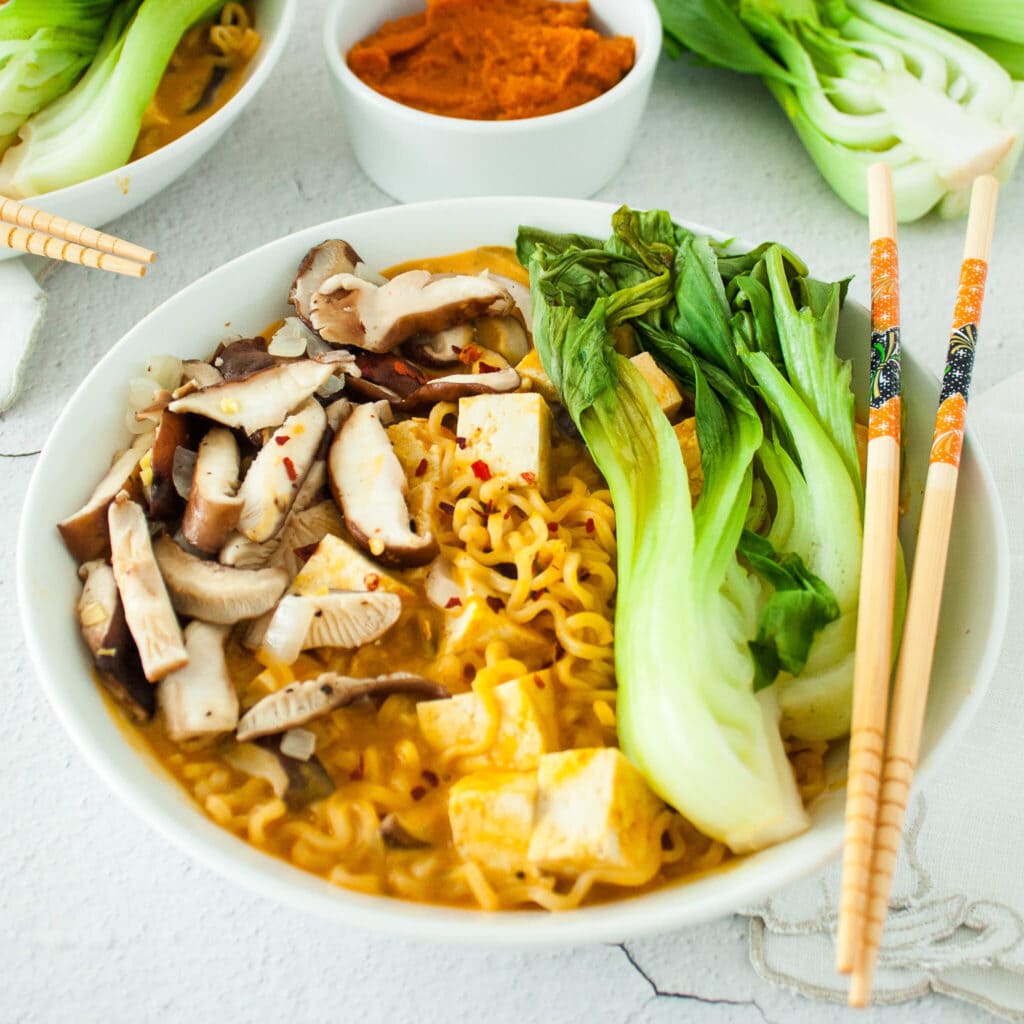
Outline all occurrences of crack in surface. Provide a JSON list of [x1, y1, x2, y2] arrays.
[[0, 449, 40, 458], [617, 943, 777, 1024]]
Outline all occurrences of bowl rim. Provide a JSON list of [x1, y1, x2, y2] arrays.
[[1, 0, 297, 210], [321, 0, 662, 132], [18, 196, 1010, 946]]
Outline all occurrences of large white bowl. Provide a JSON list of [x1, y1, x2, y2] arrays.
[[322, 0, 662, 202], [18, 197, 1009, 945], [0, 0, 296, 262]]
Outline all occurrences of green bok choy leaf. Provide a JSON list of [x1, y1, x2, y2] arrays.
[[0, 0, 225, 198], [521, 224, 811, 853], [655, 0, 1024, 221]]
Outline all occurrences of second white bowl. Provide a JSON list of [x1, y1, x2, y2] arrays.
[[322, 0, 663, 202]]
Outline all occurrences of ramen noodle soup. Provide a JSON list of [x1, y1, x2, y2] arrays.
[[60, 241, 827, 911]]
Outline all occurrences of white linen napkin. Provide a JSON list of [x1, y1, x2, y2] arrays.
[[743, 372, 1024, 1019], [0, 258, 45, 411]]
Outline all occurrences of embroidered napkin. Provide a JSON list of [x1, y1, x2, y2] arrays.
[[744, 372, 1024, 1020], [0, 258, 46, 411]]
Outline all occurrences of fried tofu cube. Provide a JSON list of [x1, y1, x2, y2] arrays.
[[673, 417, 704, 502], [417, 672, 559, 769], [449, 770, 537, 876], [527, 748, 664, 880], [387, 418, 443, 525], [290, 534, 413, 599], [440, 595, 555, 669], [456, 392, 551, 493], [630, 351, 683, 419], [514, 349, 559, 403]]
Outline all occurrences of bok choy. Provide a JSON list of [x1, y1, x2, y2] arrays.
[[0, 0, 225, 198], [655, 0, 1024, 221], [521, 230, 810, 853], [0, 0, 121, 153]]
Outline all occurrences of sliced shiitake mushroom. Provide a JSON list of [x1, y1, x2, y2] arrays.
[[236, 672, 449, 742], [168, 361, 334, 435], [153, 535, 288, 624], [327, 400, 438, 566]]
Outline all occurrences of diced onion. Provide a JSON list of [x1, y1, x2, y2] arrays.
[[268, 318, 313, 358], [223, 743, 289, 797], [280, 727, 316, 762], [145, 355, 184, 393]]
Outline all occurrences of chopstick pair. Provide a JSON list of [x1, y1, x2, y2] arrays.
[[0, 196, 156, 277], [837, 167, 999, 1007]]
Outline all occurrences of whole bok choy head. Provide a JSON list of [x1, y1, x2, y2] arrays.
[[0, 0, 227, 198], [518, 207, 890, 852], [0, 0, 122, 154], [655, 0, 1024, 221], [518, 220, 810, 853]]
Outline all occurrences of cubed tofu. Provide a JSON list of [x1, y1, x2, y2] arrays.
[[527, 748, 664, 881], [440, 595, 555, 669], [630, 351, 683, 419], [289, 533, 414, 599], [673, 417, 704, 502], [514, 349, 559, 403], [456, 392, 551, 493], [449, 770, 537, 876], [417, 671, 558, 769]]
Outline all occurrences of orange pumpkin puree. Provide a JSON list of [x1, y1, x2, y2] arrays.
[[346, 0, 635, 121]]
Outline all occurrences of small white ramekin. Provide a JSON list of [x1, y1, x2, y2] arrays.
[[322, 0, 662, 201]]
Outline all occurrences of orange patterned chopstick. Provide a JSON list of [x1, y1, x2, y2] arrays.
[[836, 162, 902, 975], [849, 174, 999, 1008]]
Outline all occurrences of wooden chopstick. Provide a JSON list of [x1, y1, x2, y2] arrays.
[[0, 196, 155, 264], [849, 174, 999, 1008], [836, 162, 903, 975]]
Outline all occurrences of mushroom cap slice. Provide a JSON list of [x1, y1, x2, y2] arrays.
[[289, 239, 362, 327], [182, 427, 243, 554], [147, 410, 191, 522], [108, 492, 188, 682], [310, 270, 516, 353], [260, 590, 401, 665], [396, 365, 520, 409], [236, 671, 449, 741], [406, 323, 473, 366], [157, 621, 239, 743], [77, 560, 154, 721], [58, 434, 150, 563], [237, 398, 327, 543], [168, 361, 334, 435], [328, 400, 438, 566], [153, 534, 289, 625]]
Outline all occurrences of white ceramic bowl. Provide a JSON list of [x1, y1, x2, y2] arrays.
[[19, 197, 1009, 946], [0, 0, 296, 262], [322, 0, 662, 202]]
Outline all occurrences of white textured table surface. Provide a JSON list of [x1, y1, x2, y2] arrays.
[[3, 5, 1020, 1022]]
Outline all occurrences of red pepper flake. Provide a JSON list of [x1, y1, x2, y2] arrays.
[[486, 595, 503, 613], [478, 361, 499, 374], [456, 436, 467, 450], [421, 769, 440, 787], [444, 596, 462, 609], [365, 573, 380, 592], [503, 511, 511, 520], [274, 434, 290, 446], [393, 359, 418, 378], [530, 589, 543, 600], [471, 460, 492, 482], [415, 458, 428, 477], [520, 471, 537, 485], [458, 344, 482, 365], [547, 521, 558, 534], [410, 786, 427, 802], [585, 518, 596, 533], [533, 674, 546, 689], [439, 501, 455, 515], [293, 543, 318, 564], [283, 457, 297, 482]]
